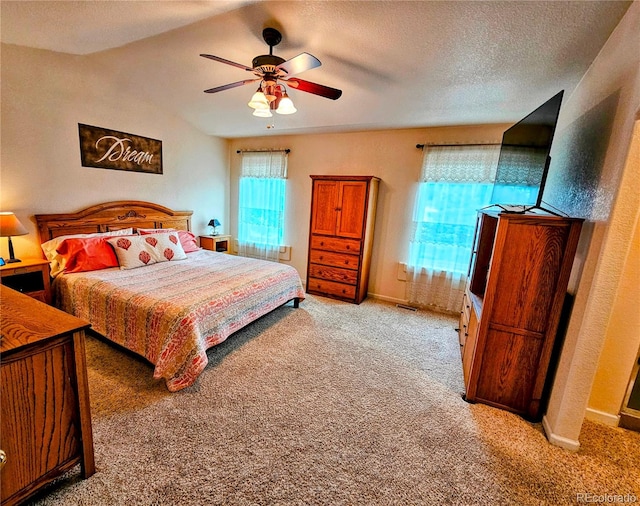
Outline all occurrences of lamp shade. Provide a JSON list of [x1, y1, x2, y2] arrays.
[[207, 219, 221, 228], [253, 108, 273, 118], [276, 93, 297, 115], [0, 212, 28, 237], [248, 91, 269, 110]]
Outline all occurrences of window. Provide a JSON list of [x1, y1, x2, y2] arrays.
[[408, 145, 500, 275], [407, 144, 543, 312], [237, 151, 288, 261], [410, 181, 493, 274], [405, 145, 500, 312], [238, 177, 286, 246]]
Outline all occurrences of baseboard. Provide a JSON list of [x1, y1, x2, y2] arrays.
[[542, 415, 581, 451], [368, 293, 408, 305], [585, 407, 620, 427]]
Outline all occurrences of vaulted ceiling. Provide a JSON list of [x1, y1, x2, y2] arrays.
[[1, 0, 631, 138]]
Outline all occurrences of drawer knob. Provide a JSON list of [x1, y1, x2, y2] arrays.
[[346, 245, 350, 250], [0, 449, 6, 469], [320, 242, 324, 246]]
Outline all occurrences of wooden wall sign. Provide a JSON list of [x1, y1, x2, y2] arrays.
[[78, 124, 162, 174]]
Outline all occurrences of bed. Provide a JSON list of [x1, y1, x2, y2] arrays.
[[35, 201, 305, 392]]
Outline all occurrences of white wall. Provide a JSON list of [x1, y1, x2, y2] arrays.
[[588, 128, 640, 425], [542, 1, 640, 449], [229, 125, 508, 303], [0, 43, 229, 259]]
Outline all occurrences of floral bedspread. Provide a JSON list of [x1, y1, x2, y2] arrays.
[[54, 250, 305, 391]]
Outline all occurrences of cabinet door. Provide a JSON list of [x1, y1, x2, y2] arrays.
[[1, 340, 80, 504], [311, 180, 339, 235], [489, 221, 570, 332], [336, 181, 367, 239]]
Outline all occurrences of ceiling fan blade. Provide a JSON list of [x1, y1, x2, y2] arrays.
[[204, 79, 258, 94], [277, 52, 321, 76], [200, 54, 254, 72], [284, 78, 342, 100]]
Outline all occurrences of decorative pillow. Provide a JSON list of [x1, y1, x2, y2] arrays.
[[56, 236, 120, 273], [138, 228, 199, 253], [176, 231, 199, 253], [42, 228, 134, 276], [107, 232, 187, 270]]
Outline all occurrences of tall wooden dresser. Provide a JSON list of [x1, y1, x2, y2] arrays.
[[0, 286, 95, 505], [306, 175, 379, 304], [458, 210, 583, 420]]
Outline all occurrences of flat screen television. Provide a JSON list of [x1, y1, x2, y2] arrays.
[[490, 90, 564, 211]]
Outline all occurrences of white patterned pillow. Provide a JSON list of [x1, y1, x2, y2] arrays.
[[107, 232, 187, 270]]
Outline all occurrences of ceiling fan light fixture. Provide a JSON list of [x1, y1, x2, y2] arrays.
[[252, 108, 273, 118], [276, 93, 297, 115], [248, 90, 269, 110], [202, 27, 342, 122]]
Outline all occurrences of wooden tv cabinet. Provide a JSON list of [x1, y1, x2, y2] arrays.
[[458, 210, 583, 420]]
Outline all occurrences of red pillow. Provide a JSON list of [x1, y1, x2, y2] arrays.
[[139, 228, 199, 253], [56, 237, 120, 273]]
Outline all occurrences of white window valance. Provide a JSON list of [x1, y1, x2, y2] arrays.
[[240, 151, 288, 179], [421, 145, 500, 183]]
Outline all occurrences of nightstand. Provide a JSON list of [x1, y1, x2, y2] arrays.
[[0, 258, 51, 304], [200, 234, 232, 254]]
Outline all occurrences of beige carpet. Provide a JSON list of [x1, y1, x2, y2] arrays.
[[33, 295, 639, 505]]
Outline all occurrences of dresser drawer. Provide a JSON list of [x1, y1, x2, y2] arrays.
[[310, 236, 361, 254], [308, 264, 358, 285], [307, 278, 357, 299], [309, 250, 360, 270]]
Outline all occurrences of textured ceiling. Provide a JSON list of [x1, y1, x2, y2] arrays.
[[0, 0, 632, 138]]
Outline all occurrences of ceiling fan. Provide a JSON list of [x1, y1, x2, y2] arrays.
[[200, 28, 342, 117]]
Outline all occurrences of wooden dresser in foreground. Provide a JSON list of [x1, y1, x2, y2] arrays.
[[459, 210, 583, 421], [0, 285, 95, 506], [306, 175, 379, 304]]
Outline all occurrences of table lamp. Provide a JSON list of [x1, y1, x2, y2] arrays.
[[0, 212, 28, 263], [207, 219, 221, 236]]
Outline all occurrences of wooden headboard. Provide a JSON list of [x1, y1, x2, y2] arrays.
[[35, 201, 193, 243]]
